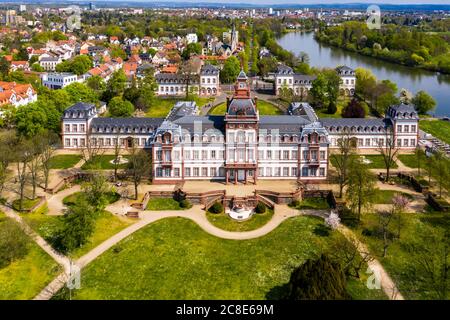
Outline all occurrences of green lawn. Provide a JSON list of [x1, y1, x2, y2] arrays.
[[48, 154, 82, 169], [21, 210, 133, 259], [360, 155, 398, 169], [291, 198, 331, 210], [397, 154, 426, 169], [81, 155, 130, 170], [372, 189, 414, 204], [206, 209, 274, 232], [208, 100, 283, 115], [146, 95, 215, 118], [354, 210, 449, 300], [145, 198, 185, 211], [12, 198, 42, 212], [0, 213, 61, 299], [420, 119, 450, 145], [61, 216, 386, 300], [63, 191, 120, 207]]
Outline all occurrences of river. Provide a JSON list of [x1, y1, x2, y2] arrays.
[[277, 32, 450, 117]]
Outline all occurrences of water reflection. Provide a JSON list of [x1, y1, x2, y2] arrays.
[[277, 32, 450, 116]]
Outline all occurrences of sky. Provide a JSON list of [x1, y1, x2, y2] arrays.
[[87, 0, 450, 4]]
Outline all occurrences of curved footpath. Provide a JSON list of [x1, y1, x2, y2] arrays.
[[25, 187, 403, 300]]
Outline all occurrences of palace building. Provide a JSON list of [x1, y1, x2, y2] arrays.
[[61, 71, 419, 184]]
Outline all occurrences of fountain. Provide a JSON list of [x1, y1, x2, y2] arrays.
[[226, 204, 254, 221], [109, 155, 129, 165]]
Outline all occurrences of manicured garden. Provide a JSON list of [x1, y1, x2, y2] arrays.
[[206, 208, 274, 232], [208, 100, 283, 115], [146, 95, 214, 118], [331, 155, 398, 170], [145, 198, 191, 211], [81, 155, 130, 170], [61, 216, 387, 300], [372, 190, 414, 204], [48, 154, 82, 169], [12, 198, 43, 212], [420, 119, 450, 145], [397, 154, 427, 169], [0, 213, 61, 299]]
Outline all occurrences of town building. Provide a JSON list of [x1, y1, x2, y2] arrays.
[[41, 72, 83, 89], [39, 56, 62, 71], [274, 64, 356, 97], [61, 71, 419, 184], [0, 81, 37, 111]]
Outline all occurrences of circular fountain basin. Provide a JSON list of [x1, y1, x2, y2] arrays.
[[226, 206, 254, 221], [109, 157, 129, 165]]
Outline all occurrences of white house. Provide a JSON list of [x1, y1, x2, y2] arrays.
[[41, 72, 84, 90], [186, 33, 198, 44]]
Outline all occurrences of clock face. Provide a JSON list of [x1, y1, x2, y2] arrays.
[[239, 83, 245, 88]]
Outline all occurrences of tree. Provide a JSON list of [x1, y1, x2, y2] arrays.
[[399, 88, 413, 104], [342, 98, 366, 118], [0, 56, 10, 79], [14, 103, 48, 138], [327, 234, 373, 279], [392, 194, 409, 240], [331, 134, 357, 198], [105, 69, 127, 101], [220, 56, 241, 84], [0, 131, 16, 198], [55, 198, 96, 254], [412, 90, 436, 114], [430, 150, 450, 198], [127, 145, 151, 200], [377, 128, 399, 182], [182, 42, 202, 60], [355, 67, 377, 100], [310, 73, 328, 109], [286, 255, 351, 300], [86, 75, 106, 95], [414, 146, 426, 176], [136, 67, 157, 111], [403, 226, 449, 300], [108, 97, 134, 117], [31, 63, 44, 72], [55, 55, 93, 75], [257, 56, 277, 77], [378, 209, 395, 258], [82, 174, 111, 212], [324, 69, 341, 110], [178, 59, 199, 99], [0, 218, 30, 269], [347, 160, 376, 221], [27, 140, 42, 200], [112, 134, 122, 181], [14, 139, 33, 211], [64, 83, 98, 104], [38, 131, 60, 191]]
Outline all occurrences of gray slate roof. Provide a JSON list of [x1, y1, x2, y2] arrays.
[[227, 98, 257, 116], [90, 117, 164, 134], [200, 64, 219, 76], [174, 115, 225, 134], [260, 115, 311, 134]]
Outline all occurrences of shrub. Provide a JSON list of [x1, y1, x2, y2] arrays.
[[0, 219, 30, 269], [289, 200, 300, 208], [255, 202, 266, 214], [209, 202, 223, 214], [179, 199, 192, 209]]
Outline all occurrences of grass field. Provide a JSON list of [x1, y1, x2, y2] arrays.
[[146, 95, 214, 118], [21, 210, 133, 259], [63, 216, 386, 300], [145, 198, 185, 211], [291, 198, 331, 210], [0, 213, 61, 299], [331, 155, 398, 170], [372, 189, 414, 204], [12, 198, 42, 212], [354, 210, 449, 300], [48, 155, 82, 169], [62, 192, 120, 207], [206, 209, 274, 232], [397, 154, 425, 169], [209, 100, 283, 115], [420, 119, 450, 145], [81, 155, 130, 170]]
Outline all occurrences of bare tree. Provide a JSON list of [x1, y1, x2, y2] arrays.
[[430, 150, 450, 198], [328, 234, 374, 279], [330, 133, 356, 198], [0, 131, 16, 197], [112, 134, 122, 181], [39, 131, 60, 191], [377, 128, 398, 182], [81, 130, 104, 167], [178, 59, 200, 99], [346, 159, 376, 222], [27, 144, 41, 200], [126, 141, 151, 200], [14, 139, 32, 210], [378, 209, 395, 258], [414, 146, 425, 177]]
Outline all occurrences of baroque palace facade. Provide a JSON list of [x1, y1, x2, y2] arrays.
[[61, 71, 419, 184]]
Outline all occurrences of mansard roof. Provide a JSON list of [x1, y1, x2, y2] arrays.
[[173, 115, 225, 134], [293, 74, 316, 83], [227, 98, 257, 116], [320, 118, 389, 133], [166, 101, 198, 122], [200, 64, 219, 76], [237, 70, 248, 80], [386, 103, 419, 120], [90, 117, 164, 133], [275, 64, 294, 75], [155, 73, 185, 83], [336, 65, 355, 75], [62, 102, 97, 119], [260, 115, 311, 134], [288, 102, 318, 122]]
